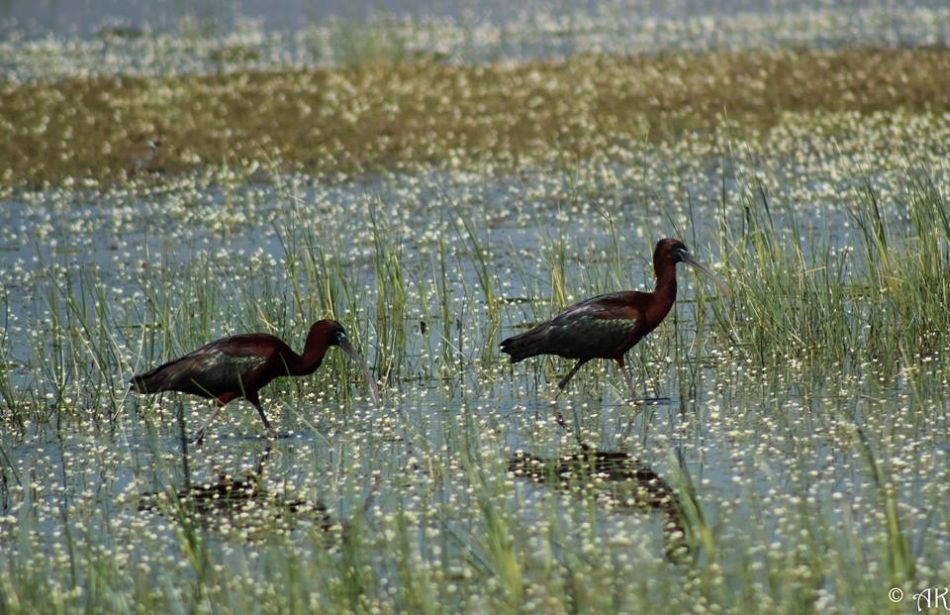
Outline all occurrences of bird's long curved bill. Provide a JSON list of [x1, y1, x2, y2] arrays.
[[681, 252, 730, 297], [338, 338, 382, 405]]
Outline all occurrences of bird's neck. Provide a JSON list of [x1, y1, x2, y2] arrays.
[[293, 329, 332, 376], [653, 263, 678, 310]]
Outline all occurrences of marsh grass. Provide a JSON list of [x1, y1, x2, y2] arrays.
[[0, 286, 27, 427], [370, 201, 409, 383], [435, 231, 468, 383], [2, 47, 948, 188], [323, 15, 421, 68], [1, 21, 949, 613], [457, 216, 503, 373], [716, 169, 950, 375], [2, 154, 947, 612]]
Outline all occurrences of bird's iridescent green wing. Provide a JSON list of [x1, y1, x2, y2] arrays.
[[154, 350, 267, 398], [543, 292, 642, 359]]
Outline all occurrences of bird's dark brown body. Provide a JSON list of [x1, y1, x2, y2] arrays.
[[500, 238, 714, 396], [130, 319, 379, 442]]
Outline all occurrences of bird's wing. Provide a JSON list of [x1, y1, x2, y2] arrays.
[[139, 346, 268, 398], [543, 292, 643, 359]]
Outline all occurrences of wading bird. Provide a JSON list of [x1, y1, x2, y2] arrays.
[[500, 238, 718, 399], [130, 319, 380, 443], [125, 138, 162, 172]]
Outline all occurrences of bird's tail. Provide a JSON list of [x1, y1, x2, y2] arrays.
[[129, 362, 177, 394], [499, 329, 546, 363], [129, 370, 157, 394]]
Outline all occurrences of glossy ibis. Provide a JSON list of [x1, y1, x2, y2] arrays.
[[130, 319, 380, 443], [500, 238, 718, 398]]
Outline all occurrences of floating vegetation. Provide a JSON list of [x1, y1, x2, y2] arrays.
[[0, 4, 948, 613]]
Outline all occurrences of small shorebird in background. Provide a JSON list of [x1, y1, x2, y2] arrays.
[[125, 138, 162, 173]]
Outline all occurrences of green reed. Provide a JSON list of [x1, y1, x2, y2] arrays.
[[275, 187, 349, 321], [370, 202, 409, 384], [457, 216, 502, 372], [434, 232, 456, 380], [322, 14, 416, 68], [0, 102, 947, 615], [0, 286, 26, 427], [713, 168, 950, 381]]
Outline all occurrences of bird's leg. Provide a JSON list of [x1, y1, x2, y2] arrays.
[[549, 398, 585, 447], [612, 356, 640, 402], [620, 367, 637, 401], [553, 359, 589, 433], [194, 403, 227, 446], [568, 405, 587, 449], [549, 398, 568, 430], [555, 359, 590, 398], [613, 358, 645, 450], [250, 398, 277, 439]]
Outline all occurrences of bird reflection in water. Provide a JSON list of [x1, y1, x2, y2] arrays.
[[508, 445, 694, 563], [138, 445, 377, 537]]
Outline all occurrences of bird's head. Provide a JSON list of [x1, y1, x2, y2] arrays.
[[656, 238, 706, 269], [655, 238, 728, 295], [322, 320, 349, 346], [312, 319, 381, 405], [311, 320, 358, 357]]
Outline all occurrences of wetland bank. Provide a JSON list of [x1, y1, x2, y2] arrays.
[[1, 3, 949, 613]]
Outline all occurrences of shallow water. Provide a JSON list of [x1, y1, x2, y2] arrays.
[[1, 137, 947, 609], [0, 4, 948, 611], [5, 0, 949, 39], [3, 0, 949, 81]]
